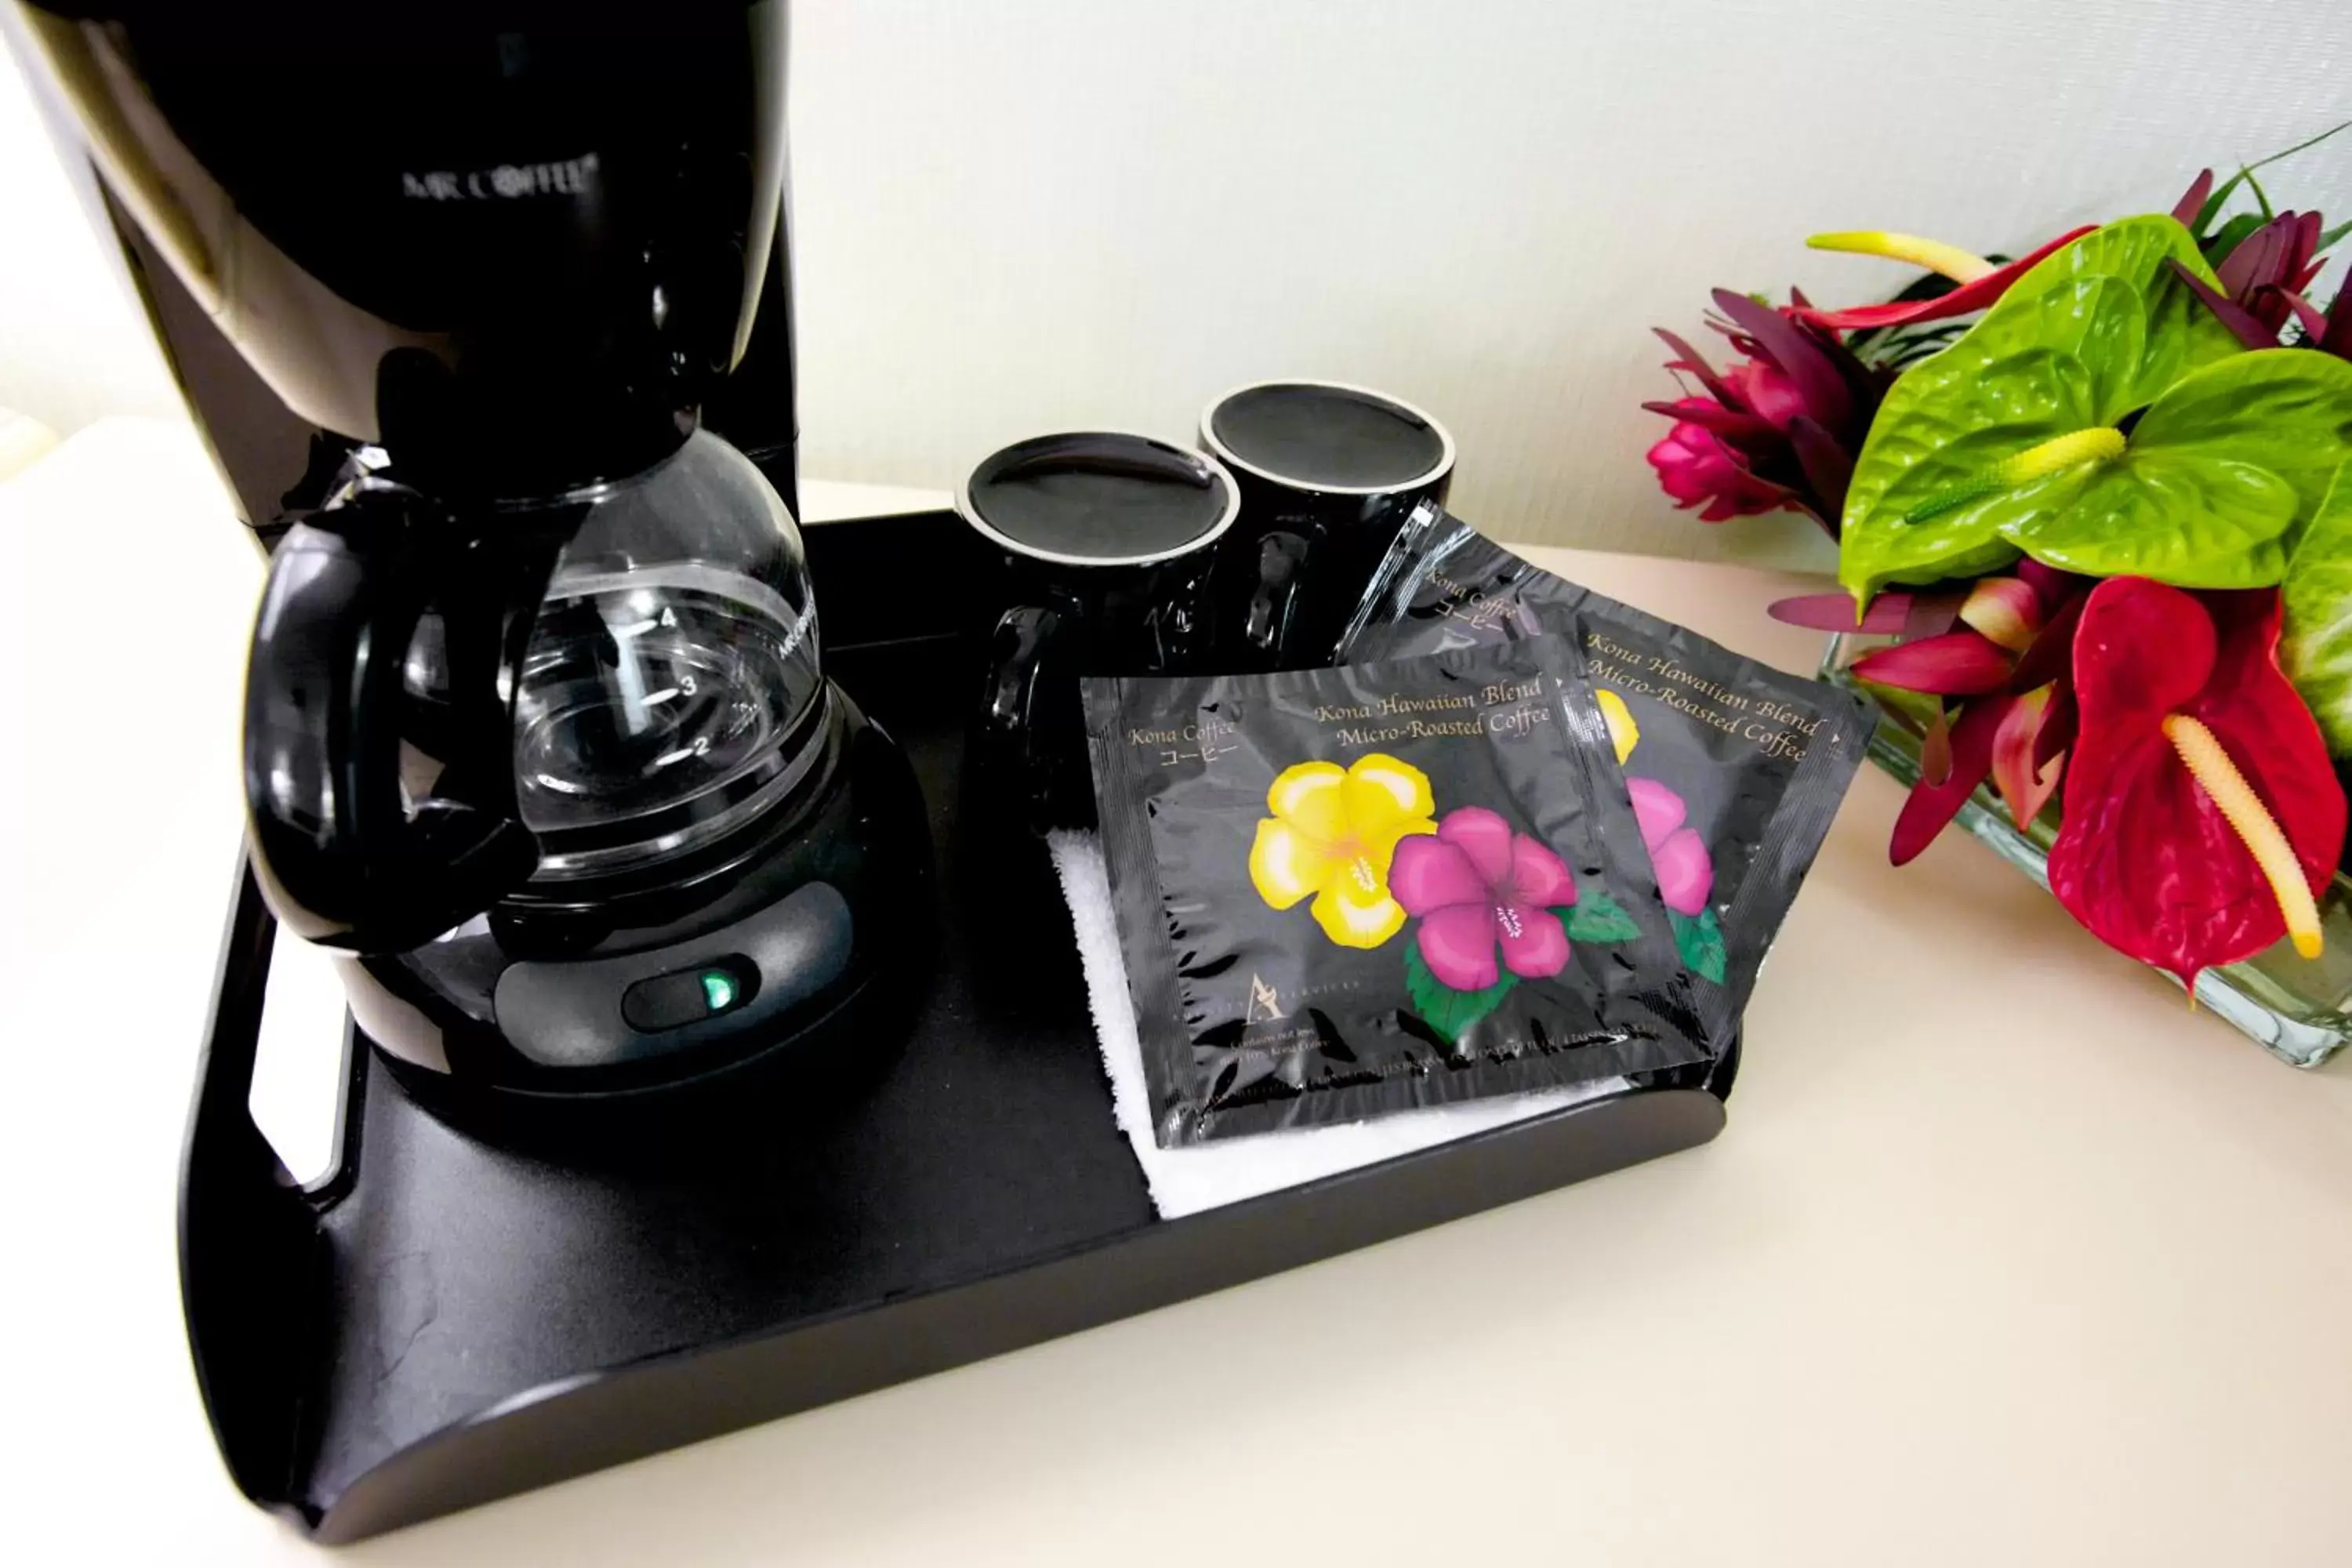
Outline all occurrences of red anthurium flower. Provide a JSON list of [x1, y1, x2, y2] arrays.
[[2048, 579, 2346, 985], [1791, 226, 2099, 334]]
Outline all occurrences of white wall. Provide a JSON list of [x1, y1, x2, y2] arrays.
[[0, 31, 181, 435], [5, 1, 2349, 565]]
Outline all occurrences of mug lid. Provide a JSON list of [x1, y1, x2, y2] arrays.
[[1200, 379, 1455, 495], [957, 432, 1240, 568]]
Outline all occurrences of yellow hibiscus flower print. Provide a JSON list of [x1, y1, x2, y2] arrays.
[[1247, 754, 1438, 947], [1597, 688, 1639, 764]]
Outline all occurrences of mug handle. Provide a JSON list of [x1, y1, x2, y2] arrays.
[[982, 603, 1063, 817], [1243, 529, 1312, 663]]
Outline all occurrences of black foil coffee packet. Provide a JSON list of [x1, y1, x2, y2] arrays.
[[1340, 506, 1873, 1042], [1085, 636, 1711, 1146]]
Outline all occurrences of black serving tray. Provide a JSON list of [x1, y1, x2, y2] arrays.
[[179, 510, 1733, 1543]]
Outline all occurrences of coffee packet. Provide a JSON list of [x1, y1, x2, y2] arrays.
[[1085, 634, 1712, 1146], [1339, 506, 1874, 1044]]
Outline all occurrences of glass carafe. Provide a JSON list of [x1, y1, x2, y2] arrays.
[[509, 434, 826, 887], [246, 429, 830, 953]]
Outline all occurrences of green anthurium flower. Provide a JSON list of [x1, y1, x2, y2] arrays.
[[2281, 466, 2352, 757], [1839, 214, 2255, 603], [1996, 351, 2352, 584], [2129, 347, 2352, 518], [1984, 217, 2245, 408]]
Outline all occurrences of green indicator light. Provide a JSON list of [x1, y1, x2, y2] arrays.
[[701, 971, 738, 1011]]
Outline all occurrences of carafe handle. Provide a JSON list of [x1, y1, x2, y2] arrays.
[[243, 486, 558, 953]]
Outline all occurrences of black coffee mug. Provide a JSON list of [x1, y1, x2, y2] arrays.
[[1199, 379, 1456, 667], [959, 432, 1241, 827]]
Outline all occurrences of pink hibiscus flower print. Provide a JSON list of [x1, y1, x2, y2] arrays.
[[1628, 777, 1714, 916], [1391, 808, 1577, 990]]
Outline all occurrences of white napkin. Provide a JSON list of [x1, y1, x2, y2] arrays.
[[1047, 830, 1628, 1219]]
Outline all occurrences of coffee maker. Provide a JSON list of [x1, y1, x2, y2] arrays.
[[9, 0, 929, 1112]]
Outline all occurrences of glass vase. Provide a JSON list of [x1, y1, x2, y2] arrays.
[[1820, 633, 2352, 1069]]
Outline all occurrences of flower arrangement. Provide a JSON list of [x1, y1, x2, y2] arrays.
[[1644, 123, 2352, 997]]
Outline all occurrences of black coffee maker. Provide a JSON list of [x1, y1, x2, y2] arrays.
[[9, 0, 929, 1111]]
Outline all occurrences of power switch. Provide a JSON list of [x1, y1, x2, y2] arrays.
[[620, 959, 757, 1033]]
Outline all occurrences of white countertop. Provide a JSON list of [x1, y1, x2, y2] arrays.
[[6, 419, 2350, 1566]]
